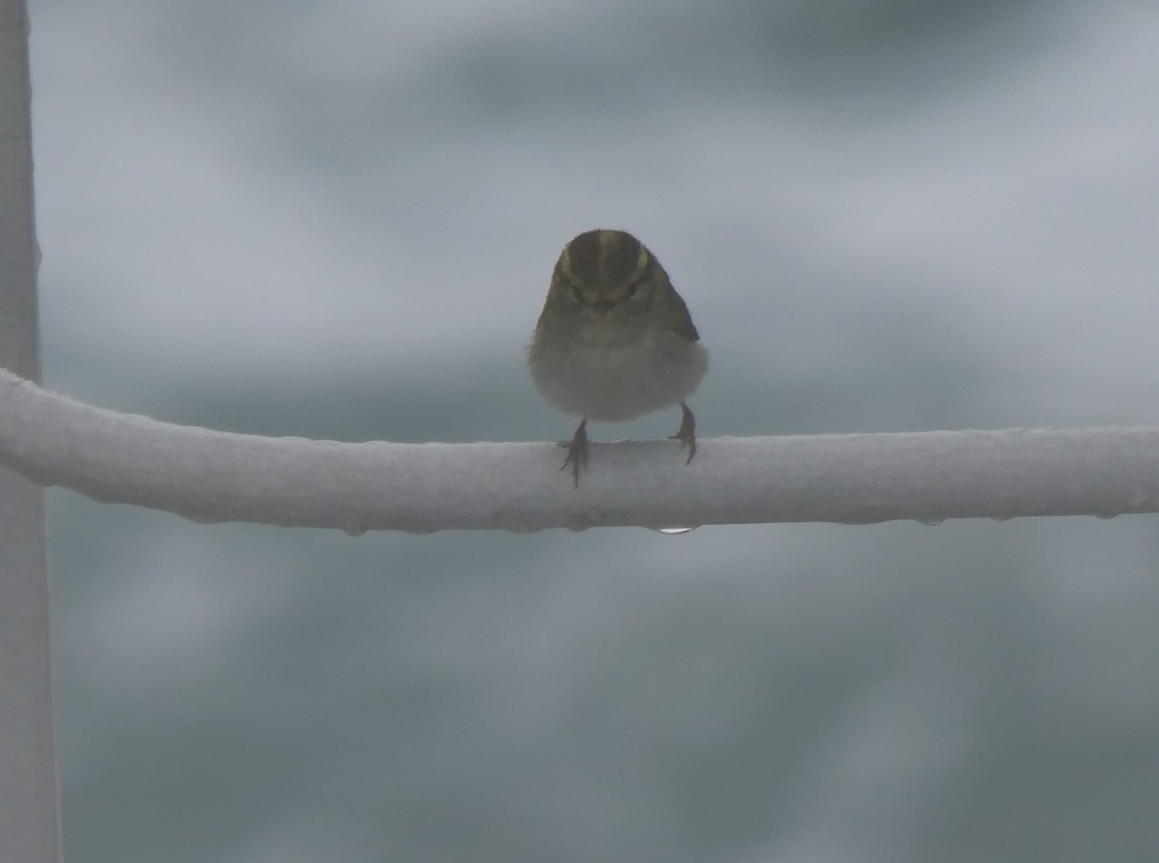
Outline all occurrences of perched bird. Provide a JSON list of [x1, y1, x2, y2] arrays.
[[527, 229, 708, 485]]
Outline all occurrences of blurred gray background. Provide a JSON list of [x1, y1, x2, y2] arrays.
[[28, 0, 1159, 860]]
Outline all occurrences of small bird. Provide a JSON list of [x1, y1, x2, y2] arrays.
[[527, 229, 708, 485]]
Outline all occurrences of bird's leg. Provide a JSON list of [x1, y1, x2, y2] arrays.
[[560, 418, 589, 486], [669, 401, 696, 464]]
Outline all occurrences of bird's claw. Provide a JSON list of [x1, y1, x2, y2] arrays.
[[561, 419, 589, 487], [669, 401, 697, 465]]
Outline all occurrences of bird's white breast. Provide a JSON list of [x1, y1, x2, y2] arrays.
[[529, 330, 707, 422]]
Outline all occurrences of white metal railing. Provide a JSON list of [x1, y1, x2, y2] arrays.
[[3, 368, 1159, 533], [1, 2, 62, 862]]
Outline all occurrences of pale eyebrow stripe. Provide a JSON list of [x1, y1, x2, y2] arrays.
[[634, 245, 649, 276]]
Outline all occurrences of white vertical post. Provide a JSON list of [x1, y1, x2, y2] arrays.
[[0, 1, 63, 861]]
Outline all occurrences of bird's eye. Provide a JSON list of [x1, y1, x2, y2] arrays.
[[625, 281, 641, 299], [569, 286, 583, 302]]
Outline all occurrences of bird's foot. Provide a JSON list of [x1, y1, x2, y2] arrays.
[[560, 419, 589, 486], [669, 402, 696, 465]]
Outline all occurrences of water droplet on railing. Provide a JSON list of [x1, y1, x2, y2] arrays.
[[915, 518, 944, 527], [343, 526, 368, 537], [652, 526, 699, 535]]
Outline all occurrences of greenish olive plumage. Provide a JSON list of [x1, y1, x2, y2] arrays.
[[528, 229, 708, 485]]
